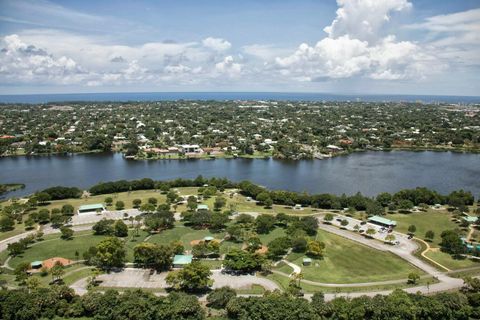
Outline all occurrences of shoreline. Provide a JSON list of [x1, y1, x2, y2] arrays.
[[1, 146, 479, 161]]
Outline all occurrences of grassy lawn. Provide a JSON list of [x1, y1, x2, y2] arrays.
[[42, 190, 167, 212], [0, 228, 30, 242], [266, 272, 438, 294], [199, 259, 223, 269], [282, 229, 424, 284], [425, 249, 480, 270], [8, 229, 147, 269], [388, 210, 459, 247], [148, 223, 225, 250]]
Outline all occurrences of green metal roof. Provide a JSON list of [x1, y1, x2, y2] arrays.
[[197, 204, 209, 210], [173, 255, 193, 265], [303, 257, 312, 262], [31, 261, 43, 267], [78, 203, 104, 211], [204, 236, 214, 241], [368, 215, 397, 226], [463, 216, 478, 223]]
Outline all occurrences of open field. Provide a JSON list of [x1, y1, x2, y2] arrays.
[[388, 210, 459, 247], [266, 272, 438, 294], [42, 190, 167, 213], [280, 229, 424, 283], [8, 229, 149, 269], [425, 250, 480, 270]]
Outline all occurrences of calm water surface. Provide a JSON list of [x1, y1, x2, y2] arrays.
[[0, 151, 478, 198]]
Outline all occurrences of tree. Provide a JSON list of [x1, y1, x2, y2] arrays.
[[214, 197, 227, 211], [134, 242, 173, 270], [224, 248, 264, 272], [24, 217, 35, 230], [210, 212, 229, 231], [38, 208, 50, 224], [323, 213, 334, 224], [425, 230, 435, 242], [264, 197, 273, 208], [148, 197, 158, 205], [61, 204, 75, 216], [187, 196, 197, 211], [51, 262, 65, 282], [14, 262, 31, 284], [366, 201, 385, 216], [408, 272, 420, 284], [92, 219, 114, 235], [25, 277, 41, 291], [299, 216, 318, 236], [307, 240, 325, 258], [114, 220, 129, 237], [226, 224, 243, 242], [92, 237, 126, 270], [385, 234, 396, 244], [0, 215, 15, 231], [115, 201, 125, 210], [165, 261, 212, 292], [292, 237, 308, 253], [440, 230, 465, 257], [60, 226, 74, 240], [207, 286, 237, 309], [8, 241, 26, 256], [132, 199, 142, 208], [267, 237, 291, 259], [408, 225, 417, 235], [235, 213, 254, 225], [255, 214, 276, 234], [365, 228, 376, 238], [340, 219, 349, 228], [105, 197, 113, 206], [35, 192, 51, 204], [398, 199, 414, 211]]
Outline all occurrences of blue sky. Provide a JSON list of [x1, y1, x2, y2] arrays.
[[0, 0, 479, 95]]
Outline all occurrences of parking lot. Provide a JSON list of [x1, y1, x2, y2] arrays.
[[71, 209, 142, 225]]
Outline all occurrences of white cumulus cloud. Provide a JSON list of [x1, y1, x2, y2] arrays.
[[202, 37, 232, 51]]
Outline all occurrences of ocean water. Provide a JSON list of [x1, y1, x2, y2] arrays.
[[0, 92, 479, 104]]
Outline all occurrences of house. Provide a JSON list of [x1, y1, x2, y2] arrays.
[[367, 215, 397, 228], [173, 254, 193, 268], [78, 203, 106, 215], [326, 145, 343, 152], [180, 144, 202, 153]]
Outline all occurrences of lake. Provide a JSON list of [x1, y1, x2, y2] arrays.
[[0, 151, 479, 198]]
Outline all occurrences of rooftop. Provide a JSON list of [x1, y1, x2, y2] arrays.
[[197, 204, 209, 210], [173, 254, 193, 265], [368, 215, 397, 226], [78, 203, 105, 211], [463, 216, 478, 223]]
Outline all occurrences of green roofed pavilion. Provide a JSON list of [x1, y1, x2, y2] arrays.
[[367, 215, 397, 227], [463, 216, 478, 223], [173, 254, 193, 267], [78, 203, 105, 215], [204, 236, 214, 241], [197, 204, 209, 211], [31, 261, 43, 268]]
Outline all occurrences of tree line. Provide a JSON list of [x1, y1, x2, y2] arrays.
[[2, 280, 480, 320]]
